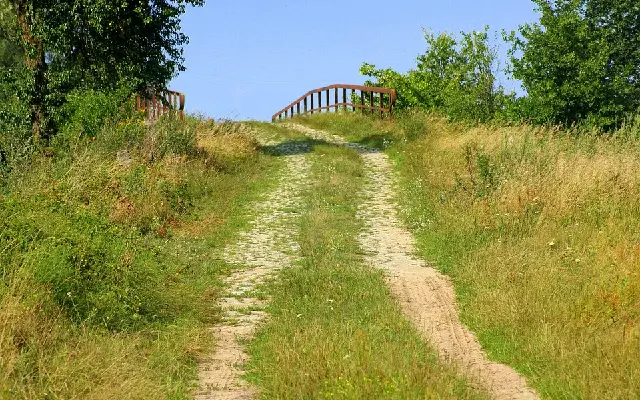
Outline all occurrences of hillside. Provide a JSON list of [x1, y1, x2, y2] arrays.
[[2, 110, 640, 399]]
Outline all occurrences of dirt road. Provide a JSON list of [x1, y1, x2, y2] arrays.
[[195, 139, 311, 400], [195, 124, 539, 400]]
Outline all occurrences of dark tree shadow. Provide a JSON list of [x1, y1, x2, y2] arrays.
[[259, 137, 384, 157]]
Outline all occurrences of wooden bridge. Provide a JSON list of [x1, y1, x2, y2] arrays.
[[272, 84, 397, 122], [136, 88, 185, 122]]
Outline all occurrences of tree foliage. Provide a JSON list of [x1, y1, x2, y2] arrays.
[[0, 0, 22, 70], [361, 27, 503, 123], [507, 0, 640, 128], [3, 0, 204, 139]]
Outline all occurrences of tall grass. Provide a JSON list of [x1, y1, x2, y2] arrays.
[[300, 111, 640, 399], [0, 106, 279, 398]]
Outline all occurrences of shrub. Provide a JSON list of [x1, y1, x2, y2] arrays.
[[361, 27, 503, 124], [0, 196, 175, 331]]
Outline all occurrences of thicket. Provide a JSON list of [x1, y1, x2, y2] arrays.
[[361, 0, 640, 131], [361, 27, 504, 124]]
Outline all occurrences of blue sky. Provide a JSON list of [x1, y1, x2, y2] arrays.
[[170, 1, 541, 121]]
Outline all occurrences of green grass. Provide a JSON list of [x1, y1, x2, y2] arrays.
[[298, 111, 640, 399], [0, 117, 285, 399], [247, 141, 486, 399]]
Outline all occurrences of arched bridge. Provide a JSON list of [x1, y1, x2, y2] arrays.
[[272, 84, 397, 122]]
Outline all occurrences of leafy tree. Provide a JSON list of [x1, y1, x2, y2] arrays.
[[6, 0, 204, 139], [361, 27, 503, 123], [507, 0, 640, 129], [0, 0, 22, 69], [0, 0, 29, 151]]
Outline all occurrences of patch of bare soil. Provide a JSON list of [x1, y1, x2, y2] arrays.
[[194, 138, 311, 400], [287, 123, 539, 400]]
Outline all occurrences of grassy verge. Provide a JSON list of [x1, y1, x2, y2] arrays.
[[247, 140, 486, 399], [299, 112, 640, 399], [0, 116, 283, 399]]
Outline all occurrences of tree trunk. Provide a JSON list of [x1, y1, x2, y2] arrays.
[[14, 0, 49, 140]]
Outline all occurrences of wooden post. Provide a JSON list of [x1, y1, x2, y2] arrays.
[[151, 92, 157, 120], [352, 90, 356, 112], [326, 89, 330, 112], [178, 93, 185, 121], [342, 88, 347, 111], [369, 91, 374, 115]]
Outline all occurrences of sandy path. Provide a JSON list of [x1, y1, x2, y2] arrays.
[[195, 139, 311, 400], [287, 123, 539, 400]]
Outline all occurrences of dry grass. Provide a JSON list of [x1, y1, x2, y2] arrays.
[[400, 119, 640, 399], [196, 122, 259, 171]]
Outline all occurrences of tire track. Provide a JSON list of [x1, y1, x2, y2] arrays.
[[195, 138, 311, 400], [286, 123, 538, 400]]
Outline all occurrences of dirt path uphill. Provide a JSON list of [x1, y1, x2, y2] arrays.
[[195, 138, 311, 400], [286, 123, 539, 400]]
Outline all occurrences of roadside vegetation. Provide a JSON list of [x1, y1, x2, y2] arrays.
[[0, 96, 281, 398], [247, 141, 487, 399], [301, 111, 640, 399], [362, 0, 640, 131], [2, 2, 289, 395]]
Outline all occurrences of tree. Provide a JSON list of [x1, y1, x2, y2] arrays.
[[507, 0, 640, 128], [6, 0, 204, 139], [361, 27, 502, 123], [0, 0, 29, 142], [0, 0, 23, 69]]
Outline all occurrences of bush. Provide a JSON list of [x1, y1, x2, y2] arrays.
[[0, 196, 175, 331], [361, 27, 503, 124]]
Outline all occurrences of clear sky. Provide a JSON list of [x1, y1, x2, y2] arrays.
[[169, 1, 541, 121]]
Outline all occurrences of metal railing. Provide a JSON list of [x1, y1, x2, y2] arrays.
[[136, 88, 185, 122], [272, 84, 396, 122]]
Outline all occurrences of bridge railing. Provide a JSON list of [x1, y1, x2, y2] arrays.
[[272, 84, 396, 122], [135, 88, 185, 122]]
